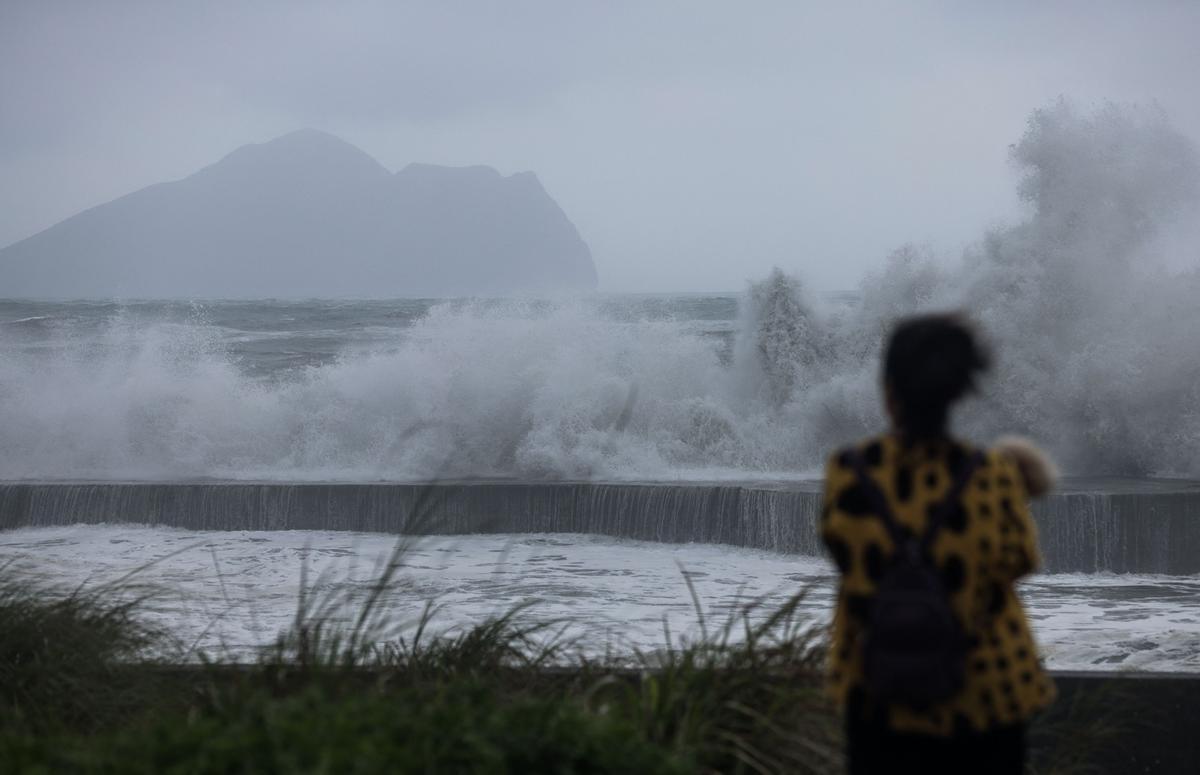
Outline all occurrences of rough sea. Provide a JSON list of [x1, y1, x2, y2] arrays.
[[1, 296, 1197, 671]]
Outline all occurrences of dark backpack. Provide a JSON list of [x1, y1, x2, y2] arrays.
[[846, 448, 984, 707]]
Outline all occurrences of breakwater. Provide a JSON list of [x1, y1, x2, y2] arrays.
[[2, 479, 1198, 574]]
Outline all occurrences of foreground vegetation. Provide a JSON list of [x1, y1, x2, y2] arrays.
[[0, 545, 1135, 774], [0, 542, 840, 774]]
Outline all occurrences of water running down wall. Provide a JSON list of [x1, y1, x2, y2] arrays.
[[3, 479, 1197, 574]]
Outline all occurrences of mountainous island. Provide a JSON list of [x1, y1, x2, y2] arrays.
[[0, 130, 598, 298]]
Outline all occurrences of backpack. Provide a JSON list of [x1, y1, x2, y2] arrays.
[[846, 447, 984, 707]]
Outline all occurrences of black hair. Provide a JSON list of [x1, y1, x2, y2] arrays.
[[883, 312, 991, 439]]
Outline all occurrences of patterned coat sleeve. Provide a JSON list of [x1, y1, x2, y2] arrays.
[[991, 453, 1041, 582]]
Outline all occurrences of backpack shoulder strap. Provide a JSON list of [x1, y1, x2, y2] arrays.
[[920, 447, 986, 554]]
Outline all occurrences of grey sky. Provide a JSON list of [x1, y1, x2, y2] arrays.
[[3, 1, 1199, 293]]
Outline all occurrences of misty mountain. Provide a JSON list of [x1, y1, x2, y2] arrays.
[[0, 130, 598, 298]]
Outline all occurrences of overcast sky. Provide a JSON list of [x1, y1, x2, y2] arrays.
[[2, 1, 1199, 293]]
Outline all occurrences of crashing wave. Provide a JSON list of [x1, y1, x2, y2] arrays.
[[0, 101, 1196, 480]]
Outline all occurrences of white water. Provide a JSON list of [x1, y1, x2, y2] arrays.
[[2, 525, 1197, 670], [0, 302, 759, 480]]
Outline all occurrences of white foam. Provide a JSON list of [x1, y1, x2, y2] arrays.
[[2, 525, 1196, 671]]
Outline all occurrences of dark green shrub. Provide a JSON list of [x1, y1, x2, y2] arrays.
[[0, 682, 689, 774]]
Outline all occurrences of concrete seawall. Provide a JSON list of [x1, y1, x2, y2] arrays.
[[2, 478, 1198, 574]]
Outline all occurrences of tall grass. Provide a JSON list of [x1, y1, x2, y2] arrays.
[[590, 577, 839, 775], [0, 561, 167, 733], [256, 532, 841, 773], [0, 533, 841, 773], [1028, 679, 1143, 775]]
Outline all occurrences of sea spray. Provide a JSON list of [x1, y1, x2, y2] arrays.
[[929, 101, 1200, 473], [732, 268, 827, 407], [739, 100, 1200, 475], [0, 301, 754, 479]]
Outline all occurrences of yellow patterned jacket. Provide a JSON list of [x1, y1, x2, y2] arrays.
[[821, 434, 1056, 735]]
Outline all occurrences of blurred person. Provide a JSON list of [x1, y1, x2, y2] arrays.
[[821, 313, 1055, 774]]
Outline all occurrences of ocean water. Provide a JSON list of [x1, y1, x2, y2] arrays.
[[3, 525, 1197, 671], [5, 103, 1200, 670], [1, 295, 1197, 671]]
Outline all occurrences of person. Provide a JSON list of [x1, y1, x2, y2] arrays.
[[820, 313, 1055, 774]]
